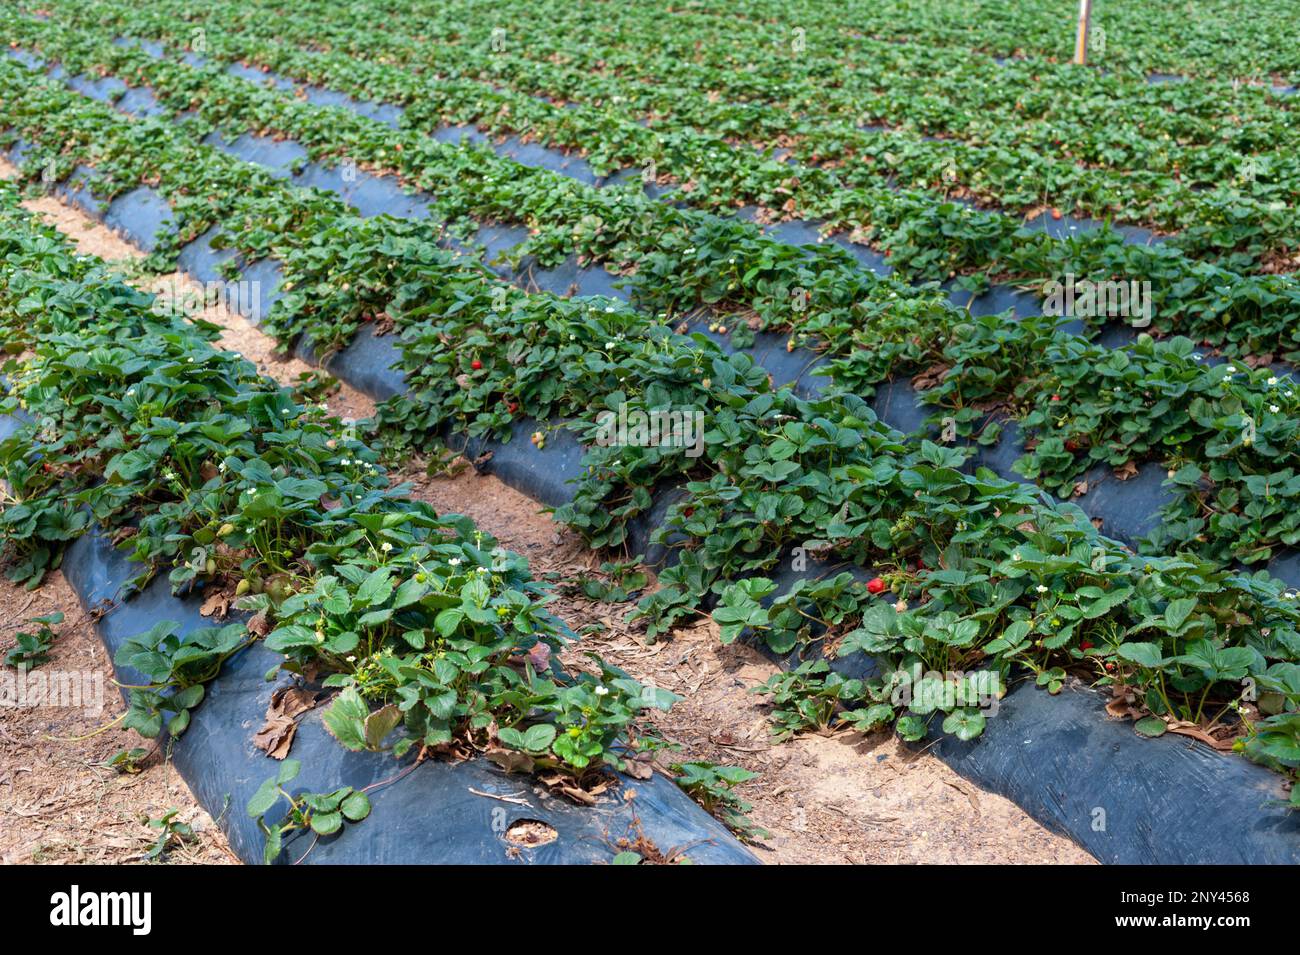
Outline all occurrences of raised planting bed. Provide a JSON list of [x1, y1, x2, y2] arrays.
[[5, 3, 1300, 867], [17, 145, 1297, 866], [0, 188, 757, 864]]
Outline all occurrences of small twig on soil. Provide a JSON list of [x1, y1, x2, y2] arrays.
[[468, 787, 531, 806]]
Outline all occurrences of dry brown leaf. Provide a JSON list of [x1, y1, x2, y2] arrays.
[[622, 752, 655, 780], [199, 591, 230, 620], [538, 772, 606, 806], [1105, 689, 1140, 720], [1165, 721, 1238, 751], [911, 363, 950, 392], [556, 786, 597, 806], [252, 716, 296, 759], [527, 642, 552, 671], [1114, 460, 1139, 480], [252, 686, 319, 759], [276, 687, 318, 721], [111, 525, 138, 545]]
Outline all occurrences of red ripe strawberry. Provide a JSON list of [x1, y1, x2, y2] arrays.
[[867, 577, 887, 595], [1065, 439, 1080, 452], [1105, 662, 1116, 671], [1051, 394, 1061, 401], [1050, 207, 1062, 220], [1080, 640, 1094, 650], [471, 359, 483, 370]]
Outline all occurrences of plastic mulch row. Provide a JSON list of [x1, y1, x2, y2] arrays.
[[8, 55, 1300, 863]]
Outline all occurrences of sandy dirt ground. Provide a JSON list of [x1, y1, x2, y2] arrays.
[[0, 168, 1094, 865], [0, 569, 235, 864]]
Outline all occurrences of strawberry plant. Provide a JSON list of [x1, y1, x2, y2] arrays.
[[245, 759, 372, 864], [671, 761, 768, 841], [753, 660, 864, 740], [141, 808, 195, 862], [3, 612, 64, 669], [6, 0, 1300, 852]]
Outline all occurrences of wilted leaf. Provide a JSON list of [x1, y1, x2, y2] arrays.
[[199, 591, 231, 620], [252, 686, 317, 759]]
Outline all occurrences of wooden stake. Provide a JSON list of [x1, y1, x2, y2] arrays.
[[1074, 0, 1093, 65]]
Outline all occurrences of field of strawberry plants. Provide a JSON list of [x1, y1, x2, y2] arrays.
[[1, 0, 1299, 870]]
